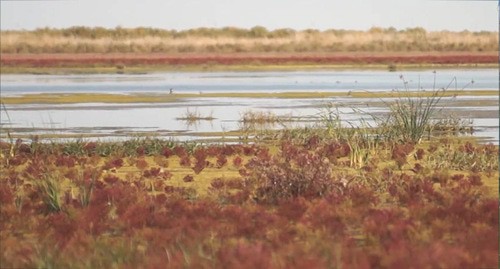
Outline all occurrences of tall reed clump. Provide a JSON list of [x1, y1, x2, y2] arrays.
[[380, 74, 446, 144]]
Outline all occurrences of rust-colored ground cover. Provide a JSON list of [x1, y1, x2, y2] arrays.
[[1, 52, 497, 68], [1, 136, 498, 268]]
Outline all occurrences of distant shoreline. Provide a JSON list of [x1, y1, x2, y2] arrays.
[[1, 52, 497, 74]]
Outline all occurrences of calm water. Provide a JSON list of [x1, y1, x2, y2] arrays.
[[1, 69, 498, 96], [1, 69, 498, 143]]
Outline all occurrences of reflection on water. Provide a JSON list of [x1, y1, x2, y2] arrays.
[[1, 69, 498, 143]]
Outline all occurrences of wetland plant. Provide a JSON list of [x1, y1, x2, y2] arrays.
[[239, 110, 288, 142], [177, 108, 215, 125], [241, 110, 280, 125], [433, 116, 473, 134], [36, 174, 64, 213], [1, 136, 498, 268], [378, 73, 467, 143]]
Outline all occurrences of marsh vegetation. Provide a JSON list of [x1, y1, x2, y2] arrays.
[[176, 108, 216, 126], [2, 26, 497, 54], [1, 31, 498, 267], [1, 113, 498, 268]]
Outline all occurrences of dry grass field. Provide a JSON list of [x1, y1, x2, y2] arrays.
[[1, 27, 497, 54], [1, 27, 497, 72]]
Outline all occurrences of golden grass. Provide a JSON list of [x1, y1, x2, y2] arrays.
[[1, 27, 497, 53], [115, 155, 243, 197]]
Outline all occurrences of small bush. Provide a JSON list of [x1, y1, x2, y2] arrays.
[[246, 143, 337, 204]]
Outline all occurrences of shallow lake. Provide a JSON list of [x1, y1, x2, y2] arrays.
[[1, 69, 498, 143]]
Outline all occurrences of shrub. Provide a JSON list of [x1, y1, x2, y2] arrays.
[[246, 143, 337, 204]]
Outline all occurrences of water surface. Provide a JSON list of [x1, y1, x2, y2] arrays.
[[1, 69, 498, 143]]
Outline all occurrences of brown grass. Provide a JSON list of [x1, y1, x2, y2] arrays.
[[1, 26, 497, 54]]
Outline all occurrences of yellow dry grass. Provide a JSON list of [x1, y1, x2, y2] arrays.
[[96, 145, 500, 199], [2, 27, 497, 53]]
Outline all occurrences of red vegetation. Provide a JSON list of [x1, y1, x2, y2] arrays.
[[392, 143, 415, 169], [102, 157, 124, 170], [0, 139, 497, 268], [216, 154, 228, 168], [183, 175, 194, 183], [1, 52, 496, 68], [232, 156, 243, 167], [134, 158, 148, 170]]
